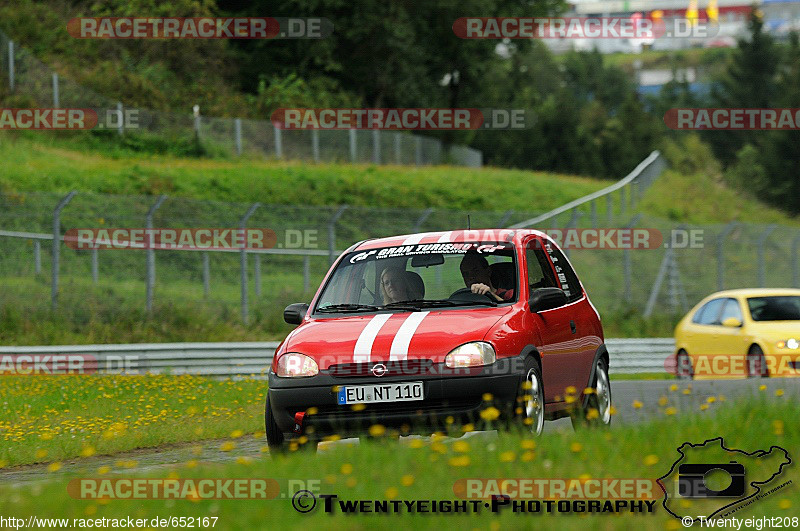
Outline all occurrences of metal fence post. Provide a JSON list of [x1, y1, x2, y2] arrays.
[[51, 191, 76, 310], [52, 73, 59, 107], [202, 252, 210, 298], [590, 200, 597, 229], [254, 254, 262, 297], [239, 203, 261, 324], [7, 41, 14, 92], [372, 129, 381, 164], [33, 240, 41, 274], [394, 134, 402, 164], [328, 206, 348, 265], [497, 210, 514, 227], [716, 222, 738, 291], [273, 124, 282, 159], [623, 214, 642, 303], [563, 209, 581, 259], [667, 223, 688, 313], [91, 248, 98, 284], [303, 255, 310, 293], [116, 102, 124, 136], [644, 247, 671, 318], [606, 194, 613, 225], [757, 225, 777, 288], [311, 129, 320, 162], [234, 118, 242, 156], [145, 195, 167, 313], [793, 233, 800, 288], [349, 129, 357, 162], [413, 208, 434, 232], [620, 187, 626, 216]]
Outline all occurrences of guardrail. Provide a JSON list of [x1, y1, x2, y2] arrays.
[[0, 338, 674, 376], [509, 150, 666, 229]]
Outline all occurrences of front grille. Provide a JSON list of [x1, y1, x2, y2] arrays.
[[327, 359, 436, 378]]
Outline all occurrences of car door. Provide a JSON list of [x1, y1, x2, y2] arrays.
[[524, 237, 590, 402], [685, 297, 726, 358], [713, 297, 748, 375]]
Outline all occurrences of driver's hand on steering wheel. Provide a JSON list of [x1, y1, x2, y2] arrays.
[[470, 283, 504, 302]]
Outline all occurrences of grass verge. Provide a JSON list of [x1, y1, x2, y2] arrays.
[[0, 397, 795, 528], [0, 374, 266, 468]]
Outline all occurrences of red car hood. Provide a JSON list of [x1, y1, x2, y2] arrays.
[[283, 308, 513, 370]]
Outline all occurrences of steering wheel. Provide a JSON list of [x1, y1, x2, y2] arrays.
[[449, 287, 497, 302]]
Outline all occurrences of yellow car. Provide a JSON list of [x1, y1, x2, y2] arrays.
[[673, 288, 800, 379]]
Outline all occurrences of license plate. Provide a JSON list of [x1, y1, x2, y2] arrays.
[[337, 381, 424, 405]]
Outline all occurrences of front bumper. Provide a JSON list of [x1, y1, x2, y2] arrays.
[[267, 354, 527, 437]]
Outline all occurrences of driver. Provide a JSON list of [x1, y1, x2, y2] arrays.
[[459, 251, 514, 302]]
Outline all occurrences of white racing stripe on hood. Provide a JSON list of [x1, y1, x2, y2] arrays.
[[353, 313, 391, 364], [389, 311, 430, 362]]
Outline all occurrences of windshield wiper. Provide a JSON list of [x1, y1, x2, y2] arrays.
[[448, 299, 498, 307], [383, 299, 498, 309], [317, 303, 381, 313]]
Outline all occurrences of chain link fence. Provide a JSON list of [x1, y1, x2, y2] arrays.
[[0, 31, 482, 167], [1, 185, 799, 327]]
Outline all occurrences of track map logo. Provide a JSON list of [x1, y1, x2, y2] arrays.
[[657, 437, 791, 522]]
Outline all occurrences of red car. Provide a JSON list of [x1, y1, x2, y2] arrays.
[[265, 229, 610, 449]]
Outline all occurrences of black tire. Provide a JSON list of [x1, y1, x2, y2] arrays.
[[747, 345, 768, 378], [264, 394, 285, 451], [571, 358, 612, 429], [513, 356, 545, 436], [675, 350, 694, 380]]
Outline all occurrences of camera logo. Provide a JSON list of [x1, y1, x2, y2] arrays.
[[658, 438, 791, 521], [677, 462, 745, 498]]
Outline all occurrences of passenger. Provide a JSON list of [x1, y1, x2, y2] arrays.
[[380, 267, 423, 304]]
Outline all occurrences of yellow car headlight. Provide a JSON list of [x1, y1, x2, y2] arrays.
[[276, 352, 319, 377], [776, 338, 799, 350], [445, 342, 496, 368]]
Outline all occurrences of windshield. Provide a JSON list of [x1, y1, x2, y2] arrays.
[[747, 296, 800, 321], [315, 242, 517, 314]]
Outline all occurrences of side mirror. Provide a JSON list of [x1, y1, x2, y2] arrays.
[[284, 303, 309, 325], [721, 317, 742, 328], [529, 287, 568, 313]]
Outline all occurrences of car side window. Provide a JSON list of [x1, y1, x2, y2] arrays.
[[525, 240, 558, 293], [540, 240, 583, 303], [719, 298, 743, 322], [694, 298, 726, 325]]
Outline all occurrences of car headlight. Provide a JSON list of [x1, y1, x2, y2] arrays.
[[445, 342, 496, 368], [276, 352, 319, 377], [776, 338, 799, 350]]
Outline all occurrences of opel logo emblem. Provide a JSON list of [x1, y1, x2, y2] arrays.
[[372, 363, 387, 377]]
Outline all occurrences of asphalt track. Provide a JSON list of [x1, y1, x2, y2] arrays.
[[2, 377, 797, 484]]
